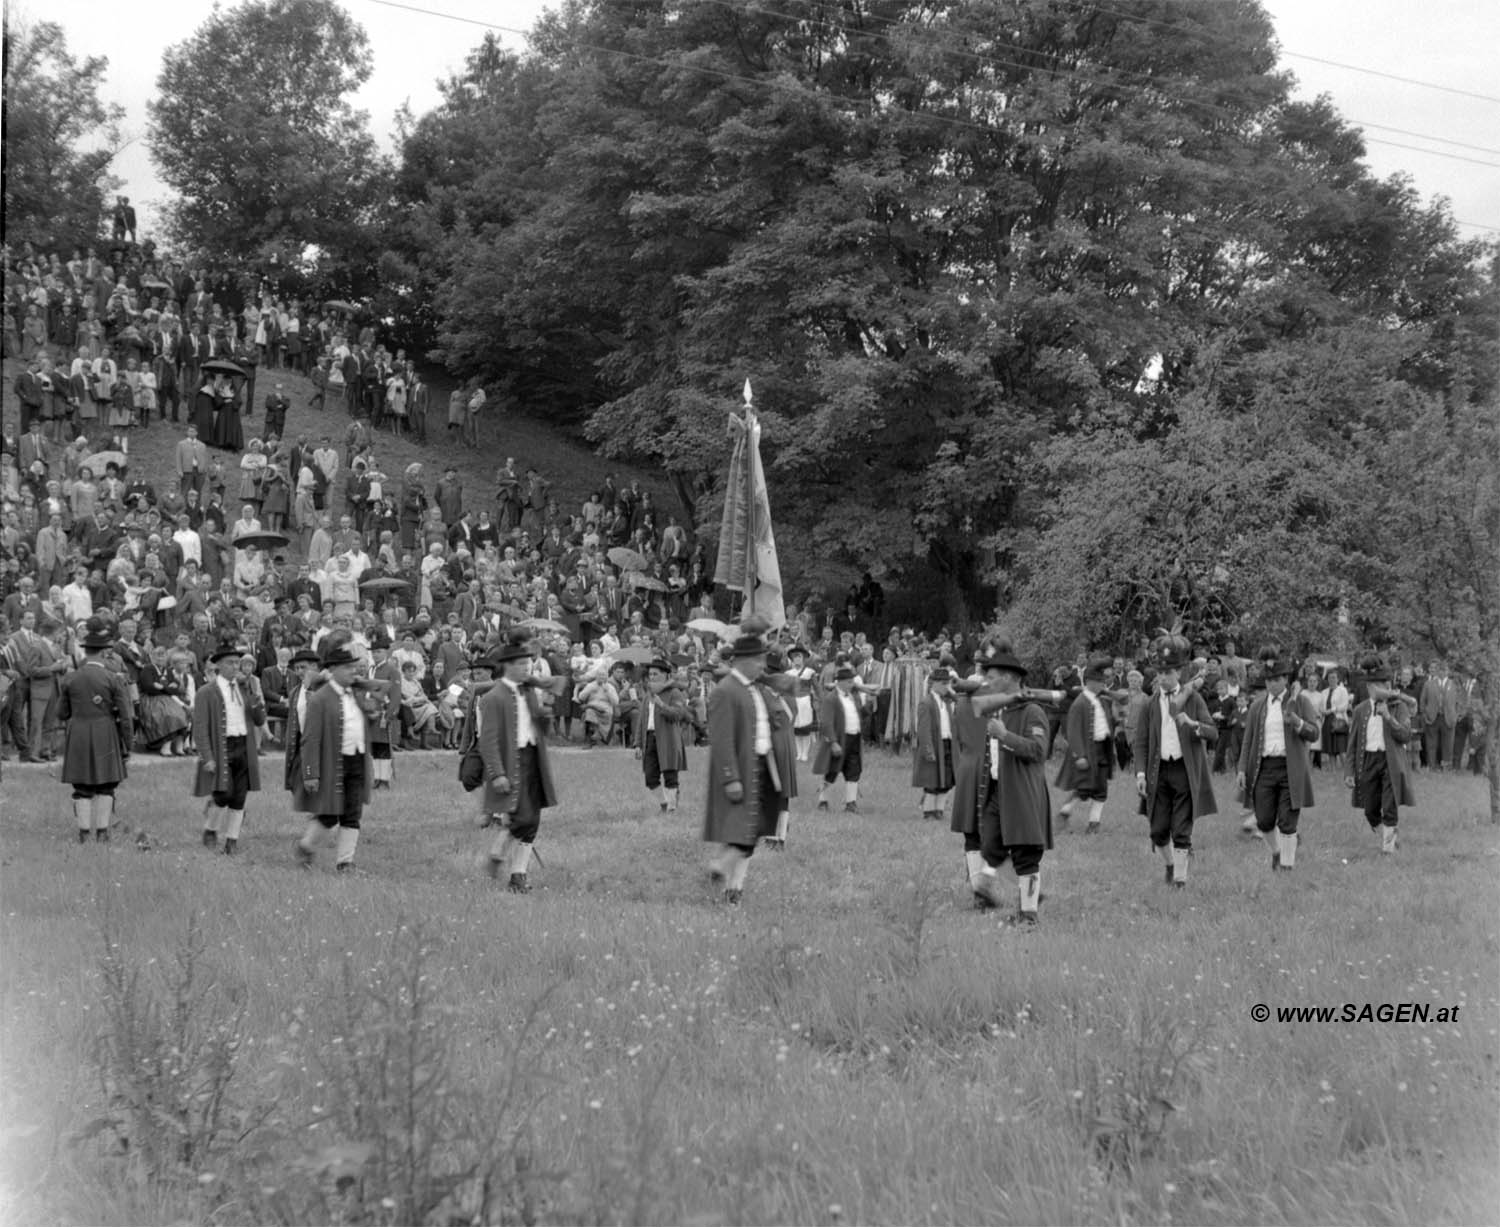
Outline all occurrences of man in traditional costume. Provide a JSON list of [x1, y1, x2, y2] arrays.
[[911, 666, 956, 821], [1346, 658, 1416, 855], [703, 633, 780, 903], [1237, 651, 1320, 871], [282, 647, 322, 818], [813, 664, 865, 813], [786, 643, 818, 762], [1132, 632, 1218, 888], [478, 636, 558, 893], [295, 641, 373, 872], [1055, 657, 1117, 833], [192, 642, 266, 855], [57, 616, 134, 842], [633, 657, 690, 813]]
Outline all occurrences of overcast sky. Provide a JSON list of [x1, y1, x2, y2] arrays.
[[35, 0, 1500, 243]]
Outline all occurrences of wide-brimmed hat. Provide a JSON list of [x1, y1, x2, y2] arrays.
[[646, 657, 674, 675], [1361, 656, 1391, 683], [1152, 633, 1191, 671], [834, 664, 856, 681], [1259, 649, 1296, 679], [79, 615, 115, 649], [290, 648, 321, 667], [929, 666, 952, 683], [209, 642, 248, 663], [976, 639, 1027, 677], [1083, 656, 1114, 683], [485, 642, 531, 668], [321, 644, 358, 667], [787, 643, 809, 659], [728, 634, 767, 658]]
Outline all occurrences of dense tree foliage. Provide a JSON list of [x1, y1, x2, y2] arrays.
[[2, 18, 125, 250], [388, 0, 1490, 632], [148, 0, 384, 280]]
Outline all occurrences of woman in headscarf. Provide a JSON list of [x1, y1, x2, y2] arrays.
[[193, 370, 231, 442]]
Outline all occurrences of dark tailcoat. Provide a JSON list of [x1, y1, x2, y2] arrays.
[[811, 690, 857, 775], [191, 680, 264, 797], [476, 680, 557, 817], [299, 682, 374, 813], [987, 701, 1055, 849], [1238, 691, 1320, 809], [1347, 701, 1416, 809], [1055, 690, 1114, 792], [58, 661, 133, 786], [702, 672, 777, 846], [911, 690, 956, 790], [632, 683, 689, 773], [1131, 690, 1219, 819], [948, 694, 989, 836]]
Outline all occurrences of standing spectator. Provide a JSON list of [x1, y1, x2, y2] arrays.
[[435, 466, 464, 527], [1419, 660, 1458, 772], [408, 370, 429, 442], [464, 381, 486, 447], [263, 383, 290, 441]]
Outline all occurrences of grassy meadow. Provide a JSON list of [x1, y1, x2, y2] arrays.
[[1, 745, 1496, 1226]]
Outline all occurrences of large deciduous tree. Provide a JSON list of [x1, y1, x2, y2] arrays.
[[148, 0, 382, 273], [2, 18, 124, 249]]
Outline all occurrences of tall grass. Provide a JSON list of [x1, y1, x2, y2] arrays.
[[2, 748, 1496, 1224]]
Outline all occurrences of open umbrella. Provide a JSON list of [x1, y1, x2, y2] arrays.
[[360, 577, 411, 591], [323, 299, 358, 313], [609, 645, 656, 666], [608, 547, 649, 572], [201, 358, 246, 379], [686, 617, 729, 636], [520, 617, 570, 634], [232, 530, 290, 552], [82, 450, 129, 474], [630, 575, 668, 593]]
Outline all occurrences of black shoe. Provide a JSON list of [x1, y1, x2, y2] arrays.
[[1270, 851, 1280, 871], [202, 829, 218, 848], [336, 862, 355, 874], [78, 829, 90, 844], [486, 856, 503, 880], [843, 802, 860, 814], [95, 829, 110, 843], [972, 893, 996, 911], [659, 803, 668, 813], [709, 867, 726, 885], [723, 888, 742, 905], [1172, 880, 1185, 890], [223, 838, 237, 856], [1164, 863, 1173, 885], [508, 873, 531, 894], [816, 801, 829, 812], [1016, 911, 1038, 927], [294, 840, 314, 867]]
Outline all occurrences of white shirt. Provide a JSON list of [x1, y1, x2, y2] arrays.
[[1086, 689, 1109, 741], [1263, 694, 1287, 757], [646, 697, 655, 733], [1365, 709, 1386, 752], [216, 675, 248, 736], [503, 678, 536, 746], [173, 527, 202, 565], [935, 694, 951, 741], [990, 734, 1001, 779], [295, 683, 309, 731], [839, 692, 861, 737], [1158, 691, 1183, 761], [731, 669, 772, 756], [328, 679, 367, 753]]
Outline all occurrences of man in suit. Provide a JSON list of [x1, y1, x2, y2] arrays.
[[478, 635, 558, 892], [176, 424, 210, 497], [911, 666, 956, 821], [633, 657, 690, 813], [1131, 633, 1218, 888], [18, 417, 49, 478], [1054, 657, 1116, 833], [296, 640, 373, 872], [813, 664, 865, 814], [192, 645, 265, 855], [1419, 660, 1459, 773], [1237, 653, 1321, 872], [263, 384, 290, 441], [1451, 669, 1477, 773], [15, 359, 44, 435], [1347, 659, 1416, 855], [34, 513, 71, 593], [702, 632, 779, 904]]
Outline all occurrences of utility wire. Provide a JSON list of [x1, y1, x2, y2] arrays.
[[360, 0, 1500, 170]]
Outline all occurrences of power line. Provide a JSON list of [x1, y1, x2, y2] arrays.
[[360, 0, 1500, 171], [1074, 3, 1500, 104], [1353, 123, 1500, 158], [1455, 220, 1499, 234]]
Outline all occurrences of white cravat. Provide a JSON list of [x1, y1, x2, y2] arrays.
[[1086, 690, 1108, 741], [990, 734, 1001, 780], [1159, 691, 1183, 761], [329, 679, 366, 753], [731, 669, 771, 756], [504, 679, 536, 747], [216, 675, 247, 736], [646, 698, 655, 733], [936, 696, 951, 741], [1365, 709, 1385, 752], [1263, 695, 1286, 757], [839, 692, 860, 736]]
